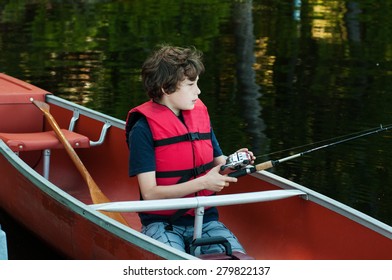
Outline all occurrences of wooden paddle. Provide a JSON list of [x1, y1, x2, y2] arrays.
[[31, 99, 129, 226]]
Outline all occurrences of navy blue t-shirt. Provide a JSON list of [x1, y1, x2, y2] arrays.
[[128, 115, 223, 226]]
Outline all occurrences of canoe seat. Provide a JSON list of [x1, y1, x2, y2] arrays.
[[0, 130, 90, 179], [0, 130, 90, 152]]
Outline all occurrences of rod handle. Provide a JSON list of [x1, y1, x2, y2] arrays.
[[227, 160, 278, 178], [255, 160, 278, 171]]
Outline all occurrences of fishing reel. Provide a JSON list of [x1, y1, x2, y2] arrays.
[[220, 151, 252, 171]]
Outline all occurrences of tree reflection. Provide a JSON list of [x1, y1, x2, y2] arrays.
[[233, 0, 268, 156]]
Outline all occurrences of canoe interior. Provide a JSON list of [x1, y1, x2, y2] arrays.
[[0, 73, 391, 259], [41, 104, 142, 227], [219, 175, 391, 259]]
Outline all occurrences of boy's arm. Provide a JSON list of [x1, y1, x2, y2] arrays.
[[137, 164, 237, 201]]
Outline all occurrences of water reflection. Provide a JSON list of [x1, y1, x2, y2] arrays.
[[345, 2, 362, 43], [293, 0, 302, 21], [233, 0, 267, 156], [47, 51, 102, 104]]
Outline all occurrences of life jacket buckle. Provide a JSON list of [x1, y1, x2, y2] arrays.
[[187, 132, 200, 141]]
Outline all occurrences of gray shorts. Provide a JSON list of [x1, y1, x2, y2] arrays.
[[141, 220, 245, 255]]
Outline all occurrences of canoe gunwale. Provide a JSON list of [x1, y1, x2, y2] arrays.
[[46, 95, 126, 130]]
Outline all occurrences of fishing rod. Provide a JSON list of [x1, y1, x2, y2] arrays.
[[228, 124, 392, 178]]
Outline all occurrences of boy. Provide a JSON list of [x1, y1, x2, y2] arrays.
[[125, 45, 254, 256]]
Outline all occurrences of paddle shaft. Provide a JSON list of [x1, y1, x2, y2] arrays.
[[31, 100, 129, 226], [44, 111, 99, 194], [229, 124, 392, 178]]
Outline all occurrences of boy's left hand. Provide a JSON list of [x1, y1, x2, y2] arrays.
[[236, 148, 256, 165]]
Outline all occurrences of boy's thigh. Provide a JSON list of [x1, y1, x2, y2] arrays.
[[142, 222, 186, 252]]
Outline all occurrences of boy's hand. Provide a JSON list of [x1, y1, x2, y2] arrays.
[[201, 164, 238, 192]]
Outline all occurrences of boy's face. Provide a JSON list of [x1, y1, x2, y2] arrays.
[[165, 76, 201, 115]]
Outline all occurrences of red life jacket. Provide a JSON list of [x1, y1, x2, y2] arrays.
[[126, 99, 215, 216]]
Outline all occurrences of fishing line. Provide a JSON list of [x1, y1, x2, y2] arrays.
[[253, 123, 392, 162], [229, 123, 392, 178]]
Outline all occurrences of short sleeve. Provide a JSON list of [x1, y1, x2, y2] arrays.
[[128, 117, 156, 176], [211, 128, 223, 157]]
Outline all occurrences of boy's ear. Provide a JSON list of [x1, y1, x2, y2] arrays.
[[161, 87, 169, 95]]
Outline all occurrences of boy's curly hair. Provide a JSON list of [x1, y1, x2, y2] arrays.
[[141, 45, 205, 100]]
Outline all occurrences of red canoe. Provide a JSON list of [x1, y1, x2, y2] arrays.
[[0, 73, 391, 259]]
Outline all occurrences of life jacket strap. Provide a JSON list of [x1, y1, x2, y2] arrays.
[[154, 132, 211, 147], [156, 161, 215, 183]]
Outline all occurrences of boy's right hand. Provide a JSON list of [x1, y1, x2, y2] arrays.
[[201, 164, 238, 192]]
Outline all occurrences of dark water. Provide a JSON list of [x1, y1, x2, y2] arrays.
[[1, 0, 391, 259], [0, 209, 65, 259]]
